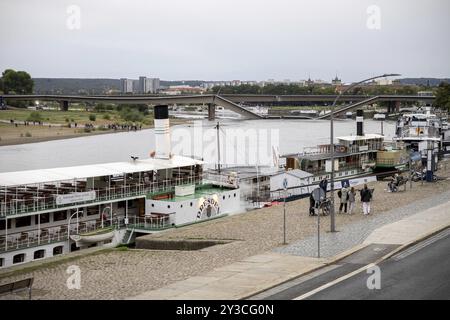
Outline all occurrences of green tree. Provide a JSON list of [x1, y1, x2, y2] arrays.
[[1, 69, 34, 94], [119, 107, 144, 122], [434, 82, 450, 111], [27, 111, 43, 122]]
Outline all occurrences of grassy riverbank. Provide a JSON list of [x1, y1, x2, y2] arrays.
[[0, 108, 189, 146]]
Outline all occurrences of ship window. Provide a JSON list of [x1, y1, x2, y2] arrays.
[[35, 213, 50, 224], [15, 216, 31, 228], [53, 246, 63, 256], [228, 195, 231, 198], [234, 193, 236, 197], [13, 253, 25, 264], [53, 211, 68, 222], [33, 249, 45, 260], [167, 205, 171, 209], [151, 204, 155, 207], [118, 201, 126, 209], [223, 196, 225, 200], [0, 219, 12, 230], [190, 202, 193, 207], [0, 258, 3, 267], [87, 206, 98, 216]]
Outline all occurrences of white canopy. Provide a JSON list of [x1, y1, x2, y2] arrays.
[[0, 155, 203, 187], [338, 134, 384, 142]]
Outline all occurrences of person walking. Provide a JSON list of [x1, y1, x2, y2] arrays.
[[338, 186, 349, 214], [360, 184, 373, 215], [348, 187, 356, 214]]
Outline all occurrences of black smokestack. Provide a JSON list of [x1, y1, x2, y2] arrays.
[[153, 105, 170, 159], [154, 105, 169, 119], [356, 109, 364, 136]]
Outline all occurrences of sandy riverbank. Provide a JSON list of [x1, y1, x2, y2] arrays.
[[0, 118, 190, 146]]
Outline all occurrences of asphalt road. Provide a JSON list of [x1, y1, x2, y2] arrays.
[[308, 231, 450, 300], [253, 229, 450, 300]]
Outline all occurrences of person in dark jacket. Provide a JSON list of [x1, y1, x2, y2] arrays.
[[309, 193, 316, 216], [319, 178, 328, 193], [360, 184, 372, 215]]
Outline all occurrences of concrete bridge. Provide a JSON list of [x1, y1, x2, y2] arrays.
[[1, 94, 435, 120], [1, 94, 263, 119]]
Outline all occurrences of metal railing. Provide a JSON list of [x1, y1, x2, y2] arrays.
[[127, 215, 174, 231], [0, 218, 124, 253], [0, 176, 204, 218]]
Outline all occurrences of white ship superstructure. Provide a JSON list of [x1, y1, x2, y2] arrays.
[[0, 105, 240, 268]]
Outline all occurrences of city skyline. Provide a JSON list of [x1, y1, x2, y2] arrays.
[[1, 0, 449, 82]]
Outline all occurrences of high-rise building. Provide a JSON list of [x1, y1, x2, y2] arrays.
[[138, 76, 160, 94], [120, 78, 133, 93]]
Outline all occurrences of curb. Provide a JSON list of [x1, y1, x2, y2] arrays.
[[242, 222, 450, 300], [240, 243, 371, 300]]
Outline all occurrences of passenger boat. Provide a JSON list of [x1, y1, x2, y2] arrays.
[[276, 110, 407, 201], [0, 105, 241, 268]]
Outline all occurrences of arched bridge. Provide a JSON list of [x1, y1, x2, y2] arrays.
[[1, 94, 435, 120]]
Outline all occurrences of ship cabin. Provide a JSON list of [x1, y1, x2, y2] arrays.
[[285, 134, 383, 183]]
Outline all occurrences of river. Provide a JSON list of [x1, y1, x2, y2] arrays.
[[0, 119, 395, 173]]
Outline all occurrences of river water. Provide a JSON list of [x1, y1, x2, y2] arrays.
[[0, 119, 395, 173]]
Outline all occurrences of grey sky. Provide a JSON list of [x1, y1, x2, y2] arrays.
[[1, 0, 449, 81]]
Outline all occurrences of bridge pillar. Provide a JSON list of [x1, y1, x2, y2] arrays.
[[386, 101, 394, 114], [59, 100, 69, 111], [395, 101, 401, 113], [208, 103, 215, 121]]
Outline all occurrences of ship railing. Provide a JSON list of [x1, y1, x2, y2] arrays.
[[299, 145, 379, 157], [203, 172, 239, 188], [126, 214, 174, 231], [303, 163, 366, 176], [399, 125, 441, 139], [0, 231, 69, 253], [0, 175, 205, 218], [0, 218, 126, 253]]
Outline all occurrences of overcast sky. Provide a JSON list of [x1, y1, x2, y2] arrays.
[[0, 0, 449, 82]]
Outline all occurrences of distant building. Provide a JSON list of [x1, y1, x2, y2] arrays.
[[138, 76, 160, 94], [120, 78, 133, 94], [161, 85, 205, 95], [375, 78, 393, 86], [331, 76, 342, 86]]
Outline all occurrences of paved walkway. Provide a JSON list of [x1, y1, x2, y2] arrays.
[[131, 198, 450, 300], [274, 189, 450, 258]]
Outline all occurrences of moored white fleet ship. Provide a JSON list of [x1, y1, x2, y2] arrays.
[[0, 105, 240, 268]]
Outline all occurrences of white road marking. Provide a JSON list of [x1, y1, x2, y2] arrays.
[[294, 229, 450, 300], [293, 263, 376, 300], [391, 228, 450, 261]]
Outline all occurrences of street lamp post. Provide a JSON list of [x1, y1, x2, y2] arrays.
[[67, 209, 79, 253], [329, 73, 400, 232]]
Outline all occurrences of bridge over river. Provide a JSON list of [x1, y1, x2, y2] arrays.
[[1, 94, 435, 120]]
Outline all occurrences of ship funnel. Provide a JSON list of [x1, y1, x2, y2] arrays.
[[154, 105, 171, 159], [356, 109, 364, 136]]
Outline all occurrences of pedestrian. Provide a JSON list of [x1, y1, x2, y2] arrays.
[[338, 186, 348, 214], [309, 193, 318, 216], [360, 184, 373, 215], [348, 187, 356, 214], [319, 178, 328, 193]]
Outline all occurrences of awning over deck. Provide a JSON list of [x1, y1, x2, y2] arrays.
[[0, 155, 203, 187]]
